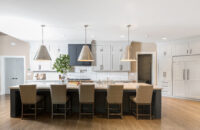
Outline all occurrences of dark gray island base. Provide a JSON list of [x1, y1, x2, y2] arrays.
[[10, 88, 161, 119]]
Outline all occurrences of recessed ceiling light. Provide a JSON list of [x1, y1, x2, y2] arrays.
[[11, 42, 16, 46], [145, 34, 149, 38], [91, 35, 95, 38], [162, 37, 167, 40], [120, 35, 125, 38]]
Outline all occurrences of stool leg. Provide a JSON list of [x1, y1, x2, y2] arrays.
[[121, 104, 123, 119], [136, 104, 138, 120], [51, 104, 54, 119], [92, 103, 94, 119], [21, 104, 23, 120], [79, 104, 81, 119], [107, 103, 109, 119], [65, 104, 66, 120], [150, 104, 152, 120], [35, 104, 37, 120]]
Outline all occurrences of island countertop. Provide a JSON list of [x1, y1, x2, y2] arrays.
[[9, 82, 161, 90]]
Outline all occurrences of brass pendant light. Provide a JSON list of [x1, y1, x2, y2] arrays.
[[78, 25, 94, 62], [34, 25, 51, 61], [121, 25, 136, 62]]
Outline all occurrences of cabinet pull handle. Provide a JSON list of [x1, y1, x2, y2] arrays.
[[190, 49, 192, 54], [187, 69, 190, 80], [187, 50, 188, 54], [183, 69, 185, 80]]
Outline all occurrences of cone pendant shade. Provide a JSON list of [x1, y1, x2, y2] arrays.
[[77, 25, 94, 62], [121, 45, 136, 61], [34, 25, 51, 61], [34, 45, 51, 61], [78, 45, 94, 61]]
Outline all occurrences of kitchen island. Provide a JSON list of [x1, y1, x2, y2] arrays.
[[10, 82, 162, 119]]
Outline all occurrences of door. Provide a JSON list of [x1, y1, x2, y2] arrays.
[[138, 54, 152, 84], [5, 58, 24, 94], [172, 59, 186, 97]]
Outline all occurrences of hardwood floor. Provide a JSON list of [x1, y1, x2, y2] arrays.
[[0, 95, 200, 130]]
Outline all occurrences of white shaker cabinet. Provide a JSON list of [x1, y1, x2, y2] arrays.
[[172, 60, 186, 97], [157, 43, 172, 96], [111, 45, 121, 71], [93, 45, 104, 71], [120, 45, 130, 71], [102, 44, 111, 71], [172, 55, 200, 99], [172, 41, 189, 56], [189, 38, 200, 55], [93, 43, 130, 72]]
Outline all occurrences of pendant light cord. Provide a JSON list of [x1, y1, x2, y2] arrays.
[[41, 25, 45, 45], [127, 24, 131, 44], [84, 25, 88, 44]]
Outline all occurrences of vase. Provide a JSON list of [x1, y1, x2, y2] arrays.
[[61, 73, 68, 83]]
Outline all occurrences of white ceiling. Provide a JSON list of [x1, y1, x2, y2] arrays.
[[0, 0, 200, 43]]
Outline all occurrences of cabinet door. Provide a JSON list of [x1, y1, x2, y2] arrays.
[[185, 59, 200, 99], [93, 45, 103, 71], [172, 60, 186, 97], [111, 46, 121, 71], [189, 38, 200, 55], [102, 44, 111, 71], [172, 41, 189, 56], [120, 45, 130, 71]]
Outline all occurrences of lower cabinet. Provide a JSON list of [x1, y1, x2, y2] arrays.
[[173, 55, 200, 99]]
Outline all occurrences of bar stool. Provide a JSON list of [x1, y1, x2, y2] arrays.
[[50, 84, 71, 119], [107, 85, 123, 119], [19, 85, 43, 120], [129, 85, 153, 120], [79, 84, 95, 119]]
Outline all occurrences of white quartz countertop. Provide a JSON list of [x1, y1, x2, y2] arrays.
[[9, 82, 161, 90]]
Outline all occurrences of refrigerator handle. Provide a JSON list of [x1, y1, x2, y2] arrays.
[[183, 69, 185, 80], [187, 69, 190, 80]]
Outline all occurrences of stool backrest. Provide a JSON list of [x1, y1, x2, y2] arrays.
[[50, 84, 67, 104], [136, 85, 153, 104], [107, 85, 123, 104], [79, 84, 95, 103], [20, 85, 37, 104]]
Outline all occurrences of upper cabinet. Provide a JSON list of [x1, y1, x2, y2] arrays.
[[189, 38, 200, 55], [172, 38, 200, 56], [93, 43, 130, 72], [172, 41, 189, 56]]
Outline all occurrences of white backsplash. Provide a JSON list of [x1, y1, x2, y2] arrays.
[[42, 66, 130, 81]]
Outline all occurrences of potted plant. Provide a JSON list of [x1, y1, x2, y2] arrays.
[[53, 54, 71, 82]]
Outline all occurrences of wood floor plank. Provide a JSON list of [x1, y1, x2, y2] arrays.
[[0, 95, 200, 130]]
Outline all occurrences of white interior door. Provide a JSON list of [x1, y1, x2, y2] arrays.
[[5, 58, 24, 94], [172, 60, 186, 97]]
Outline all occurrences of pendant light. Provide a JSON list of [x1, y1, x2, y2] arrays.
[[34, 25, 51, 61], [121, 25, 136, 62], [78, 25, 94, 62]]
